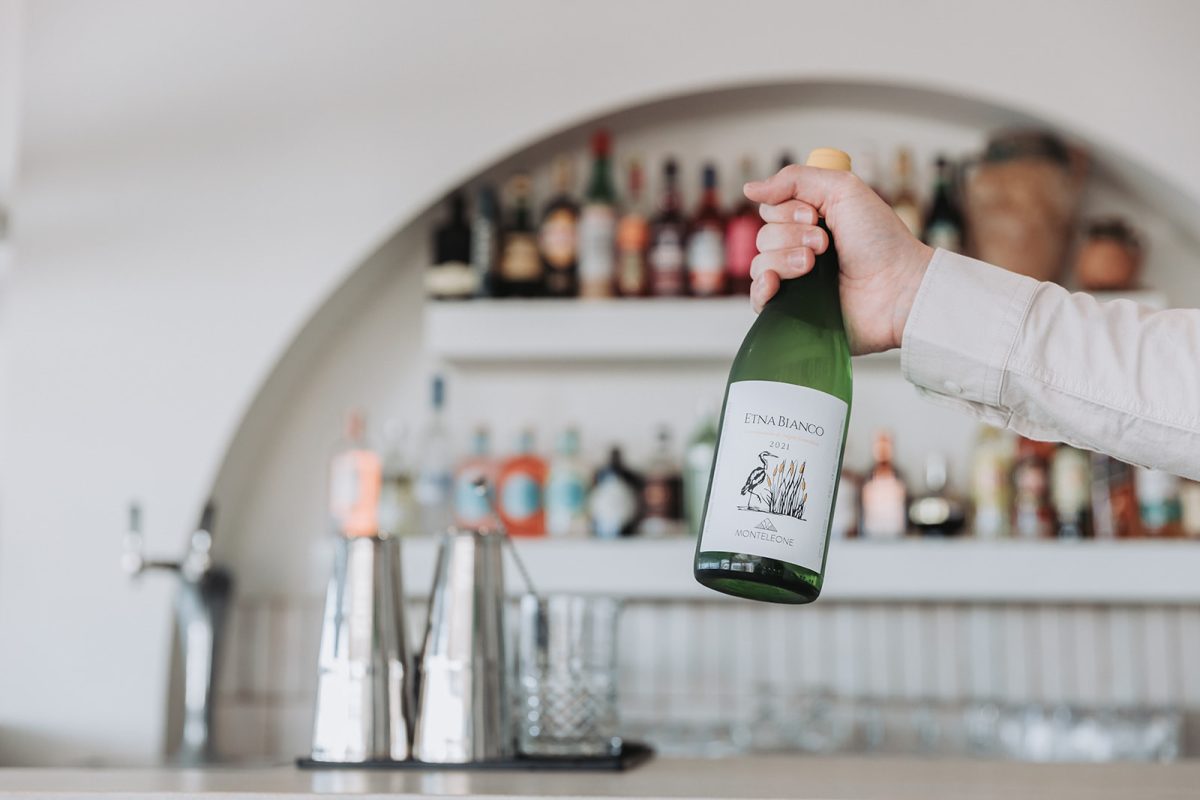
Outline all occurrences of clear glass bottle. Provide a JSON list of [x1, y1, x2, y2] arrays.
[[454, 426, 496, 530], [414, 376, 454, 535], [545, 427, 590, 537], [377, 419, 417, 537], [970, 426, 1014, 538]]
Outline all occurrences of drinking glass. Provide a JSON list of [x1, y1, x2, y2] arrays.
[[515, 593, 622, 757]]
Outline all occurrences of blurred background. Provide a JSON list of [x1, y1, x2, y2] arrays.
[[2, 0, 1200, 771]]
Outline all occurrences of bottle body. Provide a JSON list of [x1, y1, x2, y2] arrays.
[[686, 164, 726, 297], [694, 199, 852, 603], [639, 426, 684, 536], [682, 409, 718, 535], [427, 193, 476, 300], [453, 427, 496, 530], [545, 428, 591, 537], [497, 431, 547, 536], [725, 158, 762, 296], [539, 158, 580, 298], [578, 131, 617, 298], [589, 446, 643, 539], [498, 174, 543, 297], [648, 159, 687, 297], [859, 431, 908, 540], [615, 159, 650, 297], [415, 377, 454, 535]]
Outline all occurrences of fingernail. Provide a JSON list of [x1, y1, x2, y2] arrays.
[[793, 210, 808, 222], [803, 232, 822, 248], [787, 250, 807, 268]]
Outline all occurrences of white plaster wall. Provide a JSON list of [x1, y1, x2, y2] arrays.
[[3, 0, 1200, 766]]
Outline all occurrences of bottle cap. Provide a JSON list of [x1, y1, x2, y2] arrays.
[[806, 148, 852, 172], [592, 129, 611, 157]]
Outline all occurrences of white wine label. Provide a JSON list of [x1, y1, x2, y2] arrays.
[[699, 380, 847, 571]]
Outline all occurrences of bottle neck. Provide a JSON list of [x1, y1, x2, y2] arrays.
[[766, 221, 842, 321], [588, 156, 614, 203]]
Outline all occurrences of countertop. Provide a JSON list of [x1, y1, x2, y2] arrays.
[[1, 756, 1199, 799]]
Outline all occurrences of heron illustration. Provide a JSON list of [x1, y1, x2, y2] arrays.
[[740, 450, 778, 511]]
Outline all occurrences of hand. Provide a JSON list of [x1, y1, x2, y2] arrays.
[[743, 165, 934, 355]]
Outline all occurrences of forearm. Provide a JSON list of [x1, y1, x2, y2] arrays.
[[900, 250, 1200, 480]]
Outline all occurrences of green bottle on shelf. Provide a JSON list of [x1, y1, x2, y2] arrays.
[[693, 148, 854, 605]]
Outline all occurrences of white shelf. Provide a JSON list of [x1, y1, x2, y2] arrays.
[[425, 297, 754, 363], [424, 297, 902, 365], [400, 536, 1200, 604]]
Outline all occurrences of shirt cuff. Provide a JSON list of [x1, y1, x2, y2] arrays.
[[900, 249, 1040, 410]]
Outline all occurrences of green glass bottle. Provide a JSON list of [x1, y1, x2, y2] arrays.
[[693, 148, 854, 604]]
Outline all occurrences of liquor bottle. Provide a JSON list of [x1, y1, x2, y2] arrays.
[[687, 163, 727, 297], [329, 409, 382, 538], [831, 467, 861, 539], [414, 376, 454, 535], [615, 159, 650, 297], [694, 148, 854, 604], [724, 157, 762, 296], [589, 445, 642, 539], [578, 130, 618, 298], [640, 426, 684, 536], [453, 426, 496, 530], [1012, 437, 1054, 539], [377, 419, 418, 537], [970, 426, 1014, 538], [1135, 467, 1183, 537], [922, 156, 964, 253], [907, 453, 967, 537], [860, 431, 908, 540], [682, 405, 718, 535], [471, 184, 501, 297], [545, 427, 590, 537], [857, 146, 889, 203], [647, 158, 687, 297], [1181, 480, 1200, 538], [496, 429, 547, 536], [1051, 445, 1093, 539], [539, 157, 580, 297], [891, 147, 923, 238], [497, 173, 542, 297], [1089, 453, 1141, 539], [426, 192, 475, 300]]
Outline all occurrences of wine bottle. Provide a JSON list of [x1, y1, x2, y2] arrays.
[[426, 192, 475, 300], [693, 148, 854, 604], [922, 156, 964, 253], [615, 159, 650, 297], [578, 130, 618, 298], [1012, 437, 1053, 539], [686, 163, 727, 297], [539, 157, 580, 297], [647, 158, 687, 297], [725, 157, 762, 296], [498, 173, 542, 297], [1051, 445, 1094, 539]]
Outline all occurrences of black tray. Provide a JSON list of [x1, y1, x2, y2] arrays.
[[297, 741, 653, 772]]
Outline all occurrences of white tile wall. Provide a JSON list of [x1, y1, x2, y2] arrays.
[[214, 595, 1200, 761]]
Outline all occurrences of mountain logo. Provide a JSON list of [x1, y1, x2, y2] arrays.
[[754, 518, 778, 532]]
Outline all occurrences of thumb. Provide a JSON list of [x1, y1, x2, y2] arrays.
[[744, 165, 846, 216]]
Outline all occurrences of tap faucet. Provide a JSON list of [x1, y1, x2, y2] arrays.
[[124, 501, 233, 765]]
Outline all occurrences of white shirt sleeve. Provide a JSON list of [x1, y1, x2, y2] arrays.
[[901, 249, 1200, 480]]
